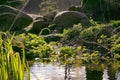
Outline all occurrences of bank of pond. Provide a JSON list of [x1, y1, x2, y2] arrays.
[[1, 20, 120, 80]]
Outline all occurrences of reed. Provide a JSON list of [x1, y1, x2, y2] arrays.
[[0, 33, 30, 80]]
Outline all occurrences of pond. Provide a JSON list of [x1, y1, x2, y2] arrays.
[[24, 62, 120, 80]]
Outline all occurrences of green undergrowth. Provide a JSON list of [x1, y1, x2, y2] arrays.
[[15, 33, 53, 60], [3, 20, 120, 68], [12, 20, 120, 65]]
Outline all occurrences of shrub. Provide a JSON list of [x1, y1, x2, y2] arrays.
[[110, 20, 120, 27], [81, 51, 101, 63], [58, 46, 76, 64], [63, 23, 82, 39], [111, 37, 120, 54], [16, 33, 52, 60], [80, 25, 102, 40], [111, 44, 120, 54]]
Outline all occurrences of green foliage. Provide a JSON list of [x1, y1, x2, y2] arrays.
[[61, 20, 120, 61], [39, 0, 57, 15], [97, 35, 108, 44], [110, 20, 120, 33], [60, 46, 75, 56], [80, 25, 102, 40], [76, 46, 86, 54], [110, 20, 120, 27], [56, 46, 76, 65], [111, 44, 120, 54], [63, 23, 82, 39], [111, 37, 120, 54], [17, 33, 52, 60], [0, 33, 29, 80], [81, 51, 101, 64], [89, 17, 98, 26]]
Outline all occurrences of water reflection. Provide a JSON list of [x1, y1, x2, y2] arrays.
[[25, 62, 120, 80], [116, 71, 120, 80], [86, 68, 103, 80], [64, 65, 86, 80], [107, 67, 116, 80], [103, 69, 109, 80]]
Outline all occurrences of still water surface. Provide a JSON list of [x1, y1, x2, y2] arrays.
[[25, 62, 120, 80]]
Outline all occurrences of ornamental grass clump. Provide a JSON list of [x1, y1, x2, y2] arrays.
[[0, 33, 29, 80]]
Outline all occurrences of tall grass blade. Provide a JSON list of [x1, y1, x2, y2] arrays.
[[0, 33, 30, 80]]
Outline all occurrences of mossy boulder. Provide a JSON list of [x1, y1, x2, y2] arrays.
[[0, 5, 33, 31], [53, 11, 90, 32], [29, 20, 49, 34]]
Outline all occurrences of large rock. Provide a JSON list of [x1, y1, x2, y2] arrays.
[[28, 20, 49, 34], [29, 13, 56, 34], [24, 0, 42, 14], [53, 11, 90, 32], [0, 13, 15, 31], [0, 5, 33, 31]]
